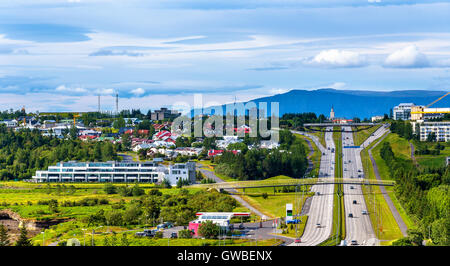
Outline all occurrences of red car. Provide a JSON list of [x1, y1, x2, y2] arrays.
[[294, 238, 301, 244]]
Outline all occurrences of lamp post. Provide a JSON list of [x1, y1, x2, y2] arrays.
[[82, 229, 87, 246], [41, 231, 45, 246]]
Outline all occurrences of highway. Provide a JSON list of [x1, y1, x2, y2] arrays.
[[341, 124, 389, 246], [290, 127, 335, 246]]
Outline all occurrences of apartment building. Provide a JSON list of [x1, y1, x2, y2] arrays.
[[419, 122, 450, 142], [32, 160, 196, 185], [393, 103, 415, 120]]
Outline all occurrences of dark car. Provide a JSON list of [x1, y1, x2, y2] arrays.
[[170, 232, 178, 238], [348, 213, 353, 218], [238, 223, 245, 230], [351, 240, 358, 246], [353, 200, 357, 204]]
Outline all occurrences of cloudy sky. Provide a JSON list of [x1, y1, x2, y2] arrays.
[[0, 0, 450, 112]]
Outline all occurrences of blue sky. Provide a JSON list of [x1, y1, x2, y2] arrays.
[[0, 0, 450, 112]]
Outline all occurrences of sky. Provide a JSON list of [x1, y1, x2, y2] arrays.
[[0, 0, 450, 112]]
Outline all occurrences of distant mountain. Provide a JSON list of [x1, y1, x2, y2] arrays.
[[200, 89, 450, 119]]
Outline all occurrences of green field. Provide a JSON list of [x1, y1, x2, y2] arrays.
[[239, 175, 314, 219]]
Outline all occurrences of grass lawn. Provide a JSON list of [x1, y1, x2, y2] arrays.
[[412, 139, 450, 169], [353, 125, 382, 147], [238, 176, 314, 219]]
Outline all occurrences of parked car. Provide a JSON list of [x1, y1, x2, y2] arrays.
[[238, 223, 245, 230], [170, 232, 178, 238], [157, 222, 174, 230]]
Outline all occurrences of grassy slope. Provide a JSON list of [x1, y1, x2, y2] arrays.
[[368, 133, 416, 230], [353, 125, 382, 147], [359, 133, 403, 241], [294, 133, 320, 178]]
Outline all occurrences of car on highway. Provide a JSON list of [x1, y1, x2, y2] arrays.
[[348, 213, 353, 218], [170, 232, 178, 238], [351, 240, 358, 246], [350, 186, 354, 189], [361, 210, 368, 215], [353, 200, 357, 204], [294, 238, 301, 243], [316, 192, 321, 195], [316, 223, 321, 228]]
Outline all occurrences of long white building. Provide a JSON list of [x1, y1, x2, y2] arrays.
[[32, 160, 196, 185], [419, 122, 450, 142], [393, 103, 415, 120]]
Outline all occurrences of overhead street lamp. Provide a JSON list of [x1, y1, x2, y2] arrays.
[[41, 231, 45, 246], [82, 228, 87, 246]]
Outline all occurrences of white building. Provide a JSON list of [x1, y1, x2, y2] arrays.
[[32, 160, 196, 185], [0, 119, 18, 127], [215, 136, 243, 149], [371, 116, 384, 122], [393, 103, 415, 120], [419, 122, 450, 142]]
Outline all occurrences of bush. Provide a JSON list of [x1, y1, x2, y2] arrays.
[[178, 229, 193, 239], [103, 184, 117, 194], [262, 192, 268, 199]]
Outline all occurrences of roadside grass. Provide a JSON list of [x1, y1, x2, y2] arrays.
[[294, 133, 321, 178], [412, 140, 450, 168], [271, 215, 308, 239], [359, 132, 403, 241], [305, 127, 326, 148], [363, 132, 416, 234], [352, 125, 382, 147]]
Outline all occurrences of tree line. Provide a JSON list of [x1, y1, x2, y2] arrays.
[[213, 130, 308, 180], [0, 124, 119, 180], [379, 141, 449, 246]]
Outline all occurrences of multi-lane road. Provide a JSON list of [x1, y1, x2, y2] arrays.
[[291, 128, 335, 246], [291, 124, 390, 246], [341, 126, 377, 246]]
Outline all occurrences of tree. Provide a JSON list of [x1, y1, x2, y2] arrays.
[[0, 224, 10, 246], [103, 183, 117, 194], [198, 220, 220, 239], [178, 229, 193, 239], [15, 226, 32, 246]]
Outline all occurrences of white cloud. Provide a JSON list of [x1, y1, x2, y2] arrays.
[[368, 0, 381, 3], [131, 87, 145, 96], [95, 88, 115, 95], [305, 49, 368, 68], [383, 45, 430, 68], [55, 85, 87, 93]]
